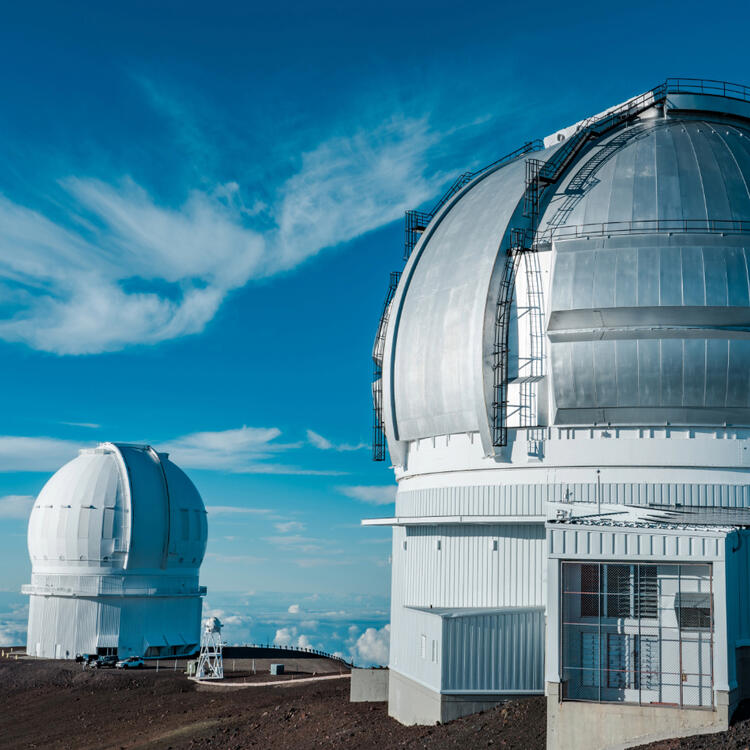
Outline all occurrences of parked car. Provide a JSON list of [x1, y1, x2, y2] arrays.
[[90, 655, 117, 669], [116, 656, 144, 669], [75, 653, 95, 663]]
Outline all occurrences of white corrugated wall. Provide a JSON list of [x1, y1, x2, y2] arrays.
[[441, 609, 545, 692], [26, 594, 201, 658], [389, 523, 546, 693], [400, 524, 545, 608], [397, 483, 750, 517]]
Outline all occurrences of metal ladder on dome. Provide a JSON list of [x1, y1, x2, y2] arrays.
[[491, 228, 527, 449], [521, 248, 546, 458], [372, 271, 402, 461]]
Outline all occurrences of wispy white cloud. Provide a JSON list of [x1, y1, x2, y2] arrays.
[[204, 553, 267, 564], [0, 436, 83, 472], [264, 535, 328, 554], [273, 626, 296, 646], [338, 485, 397, 505], [288, 603, 301, 614], [60, 421, 100, 429], [0, 425, 347, 476], [0, 601, 29, 647], [206, 506, 274, 516], [293, 558, 351, 569], [160, 426, 341, 475], [275, 521, 306, 533], [306, 429, 366, 452], [0, 495, 35, 520], [0, 104, 445, 355]]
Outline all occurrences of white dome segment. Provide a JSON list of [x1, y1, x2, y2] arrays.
[[24, 443, 207, 660], [27, 443, 207, 573], [27, 448, 128, 570]]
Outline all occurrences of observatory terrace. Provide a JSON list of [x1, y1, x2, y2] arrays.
[[365, 78, 750, 748]]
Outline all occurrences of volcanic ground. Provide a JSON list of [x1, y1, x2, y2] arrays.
[[2, 657, 750, 749]]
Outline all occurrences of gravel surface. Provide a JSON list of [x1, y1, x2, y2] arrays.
[[15, 658, 750, 749], [0, 659, 547, 750]]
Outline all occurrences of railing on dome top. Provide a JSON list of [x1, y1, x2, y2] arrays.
[[537, 218, 750, 243], [665, 77, 750, 102], [227, 643, 354, 668]]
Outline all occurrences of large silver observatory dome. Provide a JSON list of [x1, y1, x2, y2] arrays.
[[24, 443, 207, 659], [380, 86, 750, 461], [371, 80, 750, 728]]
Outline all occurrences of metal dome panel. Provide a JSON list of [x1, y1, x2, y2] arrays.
[[539, 118, 750, 236], [390, 158, 529, 441], [28, 449, 127, 569], [545, 116, 750, 425]]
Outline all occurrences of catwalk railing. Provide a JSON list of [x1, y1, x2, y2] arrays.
[[538, 218, 750, 243]]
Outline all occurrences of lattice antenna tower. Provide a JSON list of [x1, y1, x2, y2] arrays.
[[196, 616, 224, 679]]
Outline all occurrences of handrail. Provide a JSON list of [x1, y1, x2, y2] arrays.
[[539, 218, 750, 242], [227, 643, 354, 667], [665, 77, 750, 103]]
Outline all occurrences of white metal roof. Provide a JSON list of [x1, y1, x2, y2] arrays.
[[28, 442, 207, 575]]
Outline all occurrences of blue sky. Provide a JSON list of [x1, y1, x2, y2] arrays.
[[0, 0, 748, 662]]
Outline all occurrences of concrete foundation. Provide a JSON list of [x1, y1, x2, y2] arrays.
[[546, 682, 731, 750], [388, 669, 515, 725], [350, 668, 389, 702]]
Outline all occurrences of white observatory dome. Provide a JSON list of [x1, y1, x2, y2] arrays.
[[28, 443, 207, 573], [24, 443, 207, 660]]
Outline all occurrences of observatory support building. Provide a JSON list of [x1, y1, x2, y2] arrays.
[[24, 443, 207, 660], [367, 79, 750, 748]]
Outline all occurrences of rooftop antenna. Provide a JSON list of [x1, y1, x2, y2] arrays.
[[196, 616, 223, 679]]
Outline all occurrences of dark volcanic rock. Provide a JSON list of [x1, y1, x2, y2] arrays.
[[0, 659, 546, 750]]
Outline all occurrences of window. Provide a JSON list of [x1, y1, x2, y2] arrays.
[[579, 564, 657, 620], [606, 564, 631, 618], [636, 566, 658, 619], [640, 635, 660, 691], [581, 632, 600, 687], [675, 592, 712, 630], [580, 564, 600, 617], [606, 634, 637, 689]]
